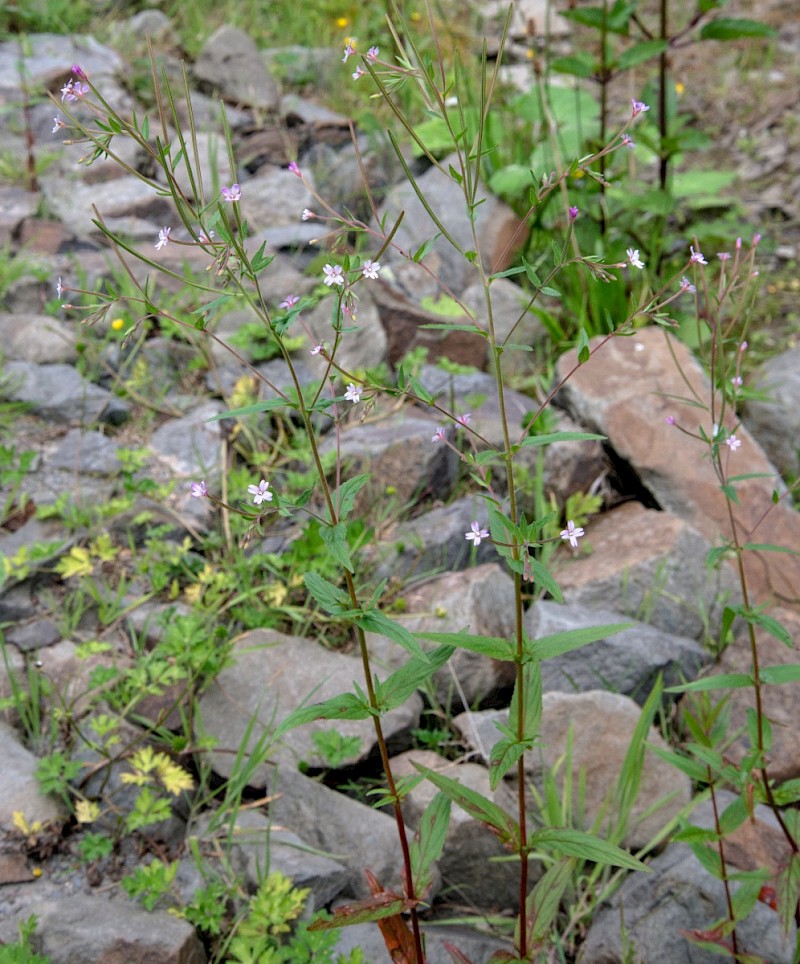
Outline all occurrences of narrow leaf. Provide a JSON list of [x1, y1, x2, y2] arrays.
[[356, 610, 427, 660], [529, 828, 647, 870], [377, 645, 455, 711], [665, 672, 753, 693], [272, 692, 372, 739], [527, 623, 633, 661], [519, 431, 606, 448]]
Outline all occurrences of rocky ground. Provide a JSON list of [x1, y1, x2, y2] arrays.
[[0, 2, 799, 962]]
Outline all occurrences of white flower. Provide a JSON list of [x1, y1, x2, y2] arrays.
[[247, 479, 273, 505], [323, 264, 344, 286], [344, 383, 361, 403]]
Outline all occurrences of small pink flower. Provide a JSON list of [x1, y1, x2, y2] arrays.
[[279, 295, 299, 310], [752, 233, 761, 247], [560, 520, 585, 548], [621, 133, 635, 149], [568, 206, 579, 222], [221, 183, 242, 202], [342, 42, 356, 63], [689, 245, 707, 265], [431, 427, 445, 443], [301, 208, 314, 221], [60, 78, 89, 101], [71, 64, 86, 78], [287, 161, 301, 176], [679, 277, 696, 294], [248, 479, 273, 505], [465, 521, 489, 546], [665, 415, 676, 425], [456, 413, 471, 428], [197, 229, 215, 243], [736, 237, 743, 250], [323, 264, 344, 286], [155, 227, 171, 250], [367, 46, 380, 60], [361, 259, 381, 279], [731, 376, 743, 388], [725, 435, 741, 452], [739, 341, 748, 352], [310, 343, 324, 356], [190, 480, 208, 498], [718, 252, 731, 262], [631, 99, 650, 116], [344, 383, 361, 403], [627, 248, 645, 270], [52, 115, 66, 133], [352, 66, 366, 80]]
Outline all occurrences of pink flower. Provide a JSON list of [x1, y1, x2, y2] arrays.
[[456, 413, 471, 428], [344, 383, 361, 403], [190, 480, 208, 498], [560, 520, 585, 548], [367, 46, 380, 60], [301, 208, 314, 221], [725, 435, 741, 452], [287, 161, 301, 176], [631, 99, 650, 116], [155, 227, 171, 250], [621, 133, 635, 149], [71, 64, 86, 78], [465, 521, 489, 546], [310, 343, 324, 356], [248, 479, 273, 505], [627, 248, 645, 270], [568, 206, 579, 222], [221, 183, 242, 202], [718, 252, 731, 262], [665, 415, 676, 425], [342, 42, 356, 63], [739, 341, 748, 352], [731, 376, 743, 388], [323, 264, 344, 286], [279, 294, 299, 310], [752, 233, 761, 247], [52, 115, 66, 133], [361, 259, 381, 279], [431, 427, 445, 443], [60, 78, 89, 101], [352, 66, 366, 80], [679, 276, 696, 294], [689, 245, 707, 265]]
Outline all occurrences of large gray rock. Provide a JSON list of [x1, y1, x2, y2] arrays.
[[0, 722, 66, 830], [2, 361, 122, 425], [149, 401, 223, 481], [0, 313, 78, 364], [197, 628, 422, 780], [744, 344, 800, 480], [193, 26, 280, 110], [302, 287, 388, 372], [527, 601, 710, 703], [0, 34, 123, 102]]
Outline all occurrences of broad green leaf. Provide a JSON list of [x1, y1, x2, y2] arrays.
[[550, 54, 597, 78], [522, 858, 576, 946], [356, 610, 426, 660], [665, 672, 753, 694], [272, 692, 372, 740], [529, 828, 647, 870], [527, 557, 564, 603], [700, 17, 776, 40], [320, 522, 353, 573], [413, 764, 519, 847], [416, 631, 515, 662], [519, 431, 606, 448], [744, 610, 793, 648], [335, 474, 371, 521], [488, 736, 529, 791], [377, 645, 454, 711], [759, 664, 800, 685], [508, 660, 542, 743], [410, 792, 451, 895], [616, 39, 668, 70], [527, 623, 633, 662], [304, 571, 349, 612], [649, 746, 713, 783]]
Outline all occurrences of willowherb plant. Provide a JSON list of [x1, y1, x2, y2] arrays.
[[48, 6, 798, 962]]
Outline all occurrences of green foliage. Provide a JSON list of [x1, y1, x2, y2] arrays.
[[0, 915, 50, 964], [122, 859, 179, 911]]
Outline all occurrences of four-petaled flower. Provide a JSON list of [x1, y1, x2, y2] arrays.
[[456, 412, 471, 428], [190, 480, 208, 498], [155, 226, 171, 250], [725, 435, 741, 452], [221, 183, 242, 202], [689, 245, 707, 265], [431, 427, 445, 443], [323, 263, 344, 286], [310, 343, 324, 356], [52, 115, 66, 133], [568, 205, 579, 222], [465, 521, 489, 546], [367, 46, 380, 60], [287, 161, 301, 176], [248, 479, 273, 505], [679, 276, 696, 294], [631, 99, 650, 116], [279, 294, 299, 310], [731, 376, 743, 388], [344, 383, 361, 403], [560, 520, 585, 548], [343, 42, 357, 63], [301, 208, 314, 221], [361, 259, 381, 279], [352, 66, 366, 80], [60, 79, 89, 102], [621, 133, 635, 149], [627, 248, 645, 270]]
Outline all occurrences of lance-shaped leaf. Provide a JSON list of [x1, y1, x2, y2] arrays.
[[304, 571, 350, 613], [520, 857, 576, 949], [410, 792, 451, 896], [525, 623, 634, 661], [335, 473, 371, 521], [529, 827, 647, 871], [416, 630, 515, 662], [320, 522, 353, 573], [376, 645, 455, 712], [413, 764, 520, 849], [356, 609, 427, 661], [519, 431, 606, 448], [308, 889, 414, 931], [272, 691, 372, 741]]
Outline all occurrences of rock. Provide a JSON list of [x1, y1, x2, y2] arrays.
[[237, 165, 315, 241], [149, 401, 223, 481], [0, 188, 40, 248], [2, 361, 124, 425], [155, 131, 233, 200], [0, 722, 66, 829], [193, 26, 280, 111], [320, 409, 459, 518], [743, 344, 800, 480], [478, 0, 572, 39], [0, 34, 123, 102], [578, 842, 796, 963], [526, 601, 710, 703], [537, 411, 611, 508], [0, 891, 206, 964], [47, 428, 120, 475], [333, 920, 514, 962], [197, 628, 422, 780], [454, 690, 691, 850], [556, 502, 740, 641], [5, 619, 61, 652], [268, 765, 413, 900], [367, 564, 518, 712], [302, 287, 389, 372], [391, 749, 531, 912], [555, 327, 800, 609], [378, 157, 526, 295]]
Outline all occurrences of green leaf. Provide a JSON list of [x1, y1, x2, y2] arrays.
[[519, 431, 606, 448], [700, 17, 776, 40], [356, 610, 427, 661], [320, 523, 353, 573], [413, 764, 519, 848], [416, 631, 515, 662], [550, 54, 597, 78], [616, 39, 668, 70], [412, 235, 441, 263], [377, 645, 454, 711], [527, 623, 633, 662], [649, 746, 713, 783], [742, 542, 800, 556], [308, 894, 411, 930], [759, 664, 800, 685], [410, 792, 451, 895], [488, 736, 529, 791], [577, 328, 590, 364], [526, 556, 564, 603], [335, 474, 371, 522], [665, 672, 753, 694], [523, 859, 576, 946], [272, 692, 373, 740], [304, 572, 350, 612], [529, 828, 647, 870]]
